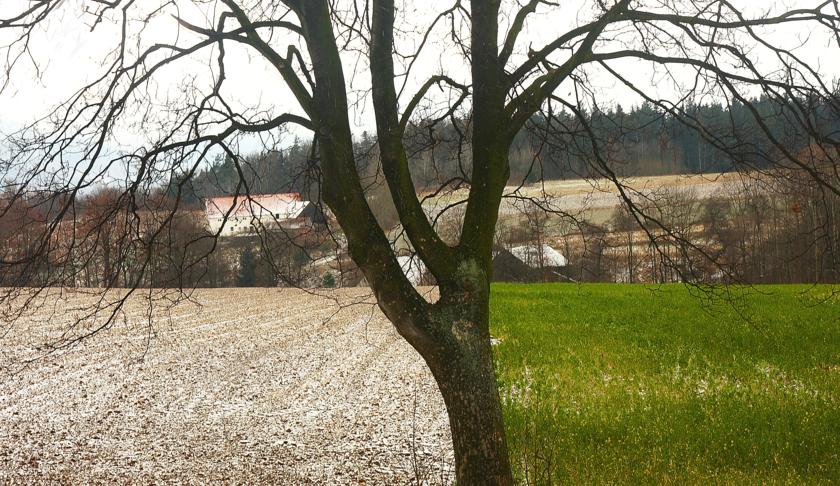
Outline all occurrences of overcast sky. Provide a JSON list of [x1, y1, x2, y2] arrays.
[[0, 0, 837, 154]]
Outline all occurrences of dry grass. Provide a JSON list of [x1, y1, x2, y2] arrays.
[[420, 172, 743, 227]]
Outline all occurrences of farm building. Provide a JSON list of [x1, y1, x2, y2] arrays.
[[493, 244, 570, 282], [397, 254, 428, 287], [204, 193, 326, 237]]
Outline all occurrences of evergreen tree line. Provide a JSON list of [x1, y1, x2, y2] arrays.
[[167, 94, 840, 205]]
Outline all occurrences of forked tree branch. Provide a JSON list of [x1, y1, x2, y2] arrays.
[[370, 0, 460, 282]]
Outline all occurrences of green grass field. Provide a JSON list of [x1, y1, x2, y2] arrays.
[[490, 284, 840, 485]]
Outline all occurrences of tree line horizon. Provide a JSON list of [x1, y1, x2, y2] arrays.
[[162, 92, 840, 207]]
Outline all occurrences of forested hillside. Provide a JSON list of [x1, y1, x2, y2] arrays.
[[169, 94, 840, 205]]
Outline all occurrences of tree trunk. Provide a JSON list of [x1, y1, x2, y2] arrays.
[[423, 304, 513, 485]]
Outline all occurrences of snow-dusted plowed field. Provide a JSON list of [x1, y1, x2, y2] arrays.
[[0, 288, 453, 484]]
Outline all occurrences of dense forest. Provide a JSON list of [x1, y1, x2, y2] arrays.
[[168, 94, 840, 205]]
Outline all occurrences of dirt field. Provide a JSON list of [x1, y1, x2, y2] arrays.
[[0, 288, 453, 484], [422, 172, 743, 224]]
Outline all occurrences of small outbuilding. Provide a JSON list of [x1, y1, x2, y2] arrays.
[[397, 254, 428, 287], [493, 244, 570, 283]]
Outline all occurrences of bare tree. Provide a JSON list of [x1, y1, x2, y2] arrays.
[[2, 1, 840, 483], [612, 205, 639, 282], [514, 198, 550, 270]]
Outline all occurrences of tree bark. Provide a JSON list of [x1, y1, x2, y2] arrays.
[[433, 338, 512, 485], [293, 2, 514, 482], [422, 293, 513, 485]]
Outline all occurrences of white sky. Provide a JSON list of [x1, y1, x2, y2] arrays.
[[0, 0, 837, 156]]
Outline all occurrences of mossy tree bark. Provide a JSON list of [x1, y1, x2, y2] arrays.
[[424, 272, 513, 485]]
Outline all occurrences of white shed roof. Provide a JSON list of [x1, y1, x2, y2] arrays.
[[397, 255, 427, 286], [509, 244, 568, 268]]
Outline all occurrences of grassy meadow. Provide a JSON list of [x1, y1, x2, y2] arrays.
[[490, 284, 840, 484]]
